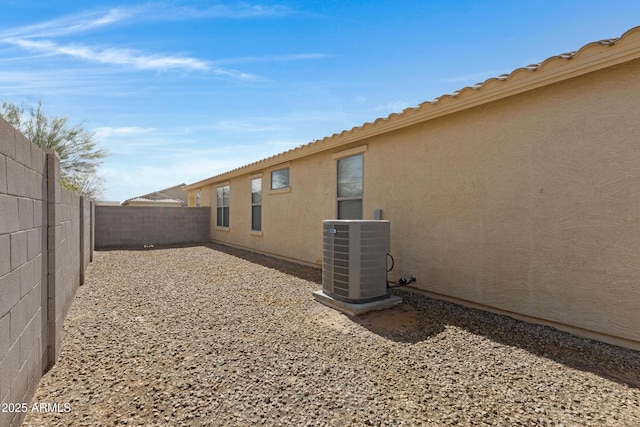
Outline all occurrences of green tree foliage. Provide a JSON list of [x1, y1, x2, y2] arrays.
[[0, 100, 107, 199]]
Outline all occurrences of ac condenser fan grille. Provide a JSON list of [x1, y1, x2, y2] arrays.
[[322, 220, 390, 303]]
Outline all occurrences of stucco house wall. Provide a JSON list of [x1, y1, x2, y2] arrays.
[[197, 157, 334, 265], [184, 27, 640, 350]]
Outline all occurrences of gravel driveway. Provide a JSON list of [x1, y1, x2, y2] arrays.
[[23, 244, 640, 426]]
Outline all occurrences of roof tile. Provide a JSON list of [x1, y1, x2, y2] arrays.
[[185, 26, 640, 190]]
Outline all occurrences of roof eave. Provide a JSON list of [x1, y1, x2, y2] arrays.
[[184, 26, 640, 191]]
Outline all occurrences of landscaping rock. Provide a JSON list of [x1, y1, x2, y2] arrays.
[[23, 244, 640, 426]]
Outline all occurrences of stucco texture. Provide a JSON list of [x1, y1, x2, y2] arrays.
[[187, 57, 640, 350], [364, 60, 640, 348]]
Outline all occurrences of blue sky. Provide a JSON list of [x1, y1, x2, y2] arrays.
[[1, 1, 639, 201]]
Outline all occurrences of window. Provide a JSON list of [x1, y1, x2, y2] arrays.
[[216, 185, 230, 227], [337, 154, 363, 219], [251, 178, 262, 231], [195, 191, 201, 207], [271, 167, 290, 190]]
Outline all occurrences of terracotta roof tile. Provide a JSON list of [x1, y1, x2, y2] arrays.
[[184, 26, 640, 190]]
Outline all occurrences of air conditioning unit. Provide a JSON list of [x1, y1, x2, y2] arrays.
[[322, 220, 390, 303]]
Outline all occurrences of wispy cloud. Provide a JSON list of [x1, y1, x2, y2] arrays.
[[0, 8, 137, 39], [100, 159, 234, 202], [207, 119, 287, 133], [1, 34, 325, 75], [0, 3, 291, 76], [0, 2, 292, 43], [214, 53, 332, 65], [3, 37, 211, 72], [438, 70, 511, 84], [0, 3, 292, 40], [353, 100, 412, 116], [99, 137, 300, 201], [162, 3, 292, 19], [95, 126, 187, 155], [94, 126, 156, 138]]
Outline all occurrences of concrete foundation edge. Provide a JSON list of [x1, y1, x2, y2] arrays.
[[312, 290, 402, 316]]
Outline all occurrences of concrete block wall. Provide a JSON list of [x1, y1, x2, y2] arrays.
[[0, 117, 93, 427], [80, 197, 92, 284], [0, 122, 47, 427], [94, 205, 210, 248], [46, 154, 84, 366]]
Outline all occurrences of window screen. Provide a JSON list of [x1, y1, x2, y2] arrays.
[[337, 154, 363, 219], [251, 178, 262, 231], [216, 185, 230, 227]]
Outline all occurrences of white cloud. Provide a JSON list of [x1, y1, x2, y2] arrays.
[[166, 4, 292, 19], [95, 126, 182, 155], [0, 8, 135, 39], [3, 38, 211, 72], [94, 126, 155, 137], [366, 100, 412, 115], [438, 70, 510, 84], [1, 35, 314, 77], [99, 156, 243, 202], [0, 3, 292, 43], [0, 4, 277, 77], [214, 53, 332, 65], [96, 129, 306, 202], [207, 120, 287, 133], [0, 3, 321, 81], [0, 2, 294, 43], [0, 67, 152, 99]]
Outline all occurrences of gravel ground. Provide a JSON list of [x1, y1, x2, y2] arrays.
[[23, 244, 640, 426]]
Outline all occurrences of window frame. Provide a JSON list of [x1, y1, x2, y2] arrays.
[[216, 184, 230, 228], [336, 153, 364, 220], [270, 167, 290, 190], [251, 177, 262, 232]]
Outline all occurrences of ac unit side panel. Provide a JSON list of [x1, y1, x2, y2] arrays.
[[322, 221, 335, 295], [322, 220, 390, 303]]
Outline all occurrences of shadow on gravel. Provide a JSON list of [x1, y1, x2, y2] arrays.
[[203, 242, 322, 284], [97, 243, 639, 389], [383, 288, 640, 389], [351, 302, 446, 345], [95, 243, 208, 251], [205, 243, 640, 389]]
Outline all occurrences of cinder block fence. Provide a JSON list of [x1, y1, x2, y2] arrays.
[[94, 205, 210, 249], [1, 116, 211, 426], [0, 117, 93, 427]]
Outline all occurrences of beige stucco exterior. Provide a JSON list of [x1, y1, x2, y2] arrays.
[[185, 27, 640, 350]]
